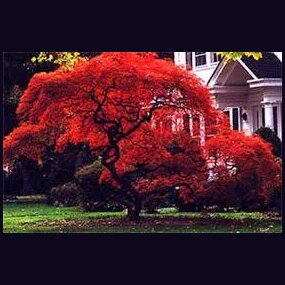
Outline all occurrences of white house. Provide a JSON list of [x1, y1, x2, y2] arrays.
[[166, 52, 282, 140]]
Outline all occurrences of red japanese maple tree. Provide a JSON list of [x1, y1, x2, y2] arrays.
[[98, 124, 210, 217], [2, 52, 224, 220], [205, 130, 282, 209]]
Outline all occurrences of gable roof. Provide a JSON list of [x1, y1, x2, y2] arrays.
[[207, 53, 282, 86], [241, 53, 282, 78], [274, 52, 282, 61]]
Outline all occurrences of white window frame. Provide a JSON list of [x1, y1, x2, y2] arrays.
[[193, 52, 207, 68], [224, 107, 241, 131], [210, 52, 221, 64]]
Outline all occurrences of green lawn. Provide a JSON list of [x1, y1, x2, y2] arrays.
[[3, 204, 282, 233]]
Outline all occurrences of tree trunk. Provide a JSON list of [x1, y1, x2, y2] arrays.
[[127, 202, 142, 223]]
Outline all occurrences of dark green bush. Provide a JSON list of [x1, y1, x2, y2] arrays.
[[264, 186, 281, 213], [49, 182, 80, 206], [41, 143, 94, 192], [80, 200, 124, 212], [254, 127, 282, 158], [75, 160, 124, 212]]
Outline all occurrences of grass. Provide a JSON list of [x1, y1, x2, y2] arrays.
[[3, 203, 282, 233]]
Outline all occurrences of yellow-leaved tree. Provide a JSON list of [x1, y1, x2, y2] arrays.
[[217, 52, 264, 61], [31, 52, 83, 71], [31, 52, 265, 70]]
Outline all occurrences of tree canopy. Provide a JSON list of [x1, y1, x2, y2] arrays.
[[3, 52, 280, 221], [206, 130, 281, 203], [4, 52, 222, 219], [217, 52, 264, 61]]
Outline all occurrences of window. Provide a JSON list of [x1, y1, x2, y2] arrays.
[[232, 108, 239, 130], [262, 107, 265, 127], [211, 52, 222, 63], [195, 52, 207, 67], [224, 108, 240, 131]]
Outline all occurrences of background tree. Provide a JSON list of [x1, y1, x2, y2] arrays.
[[217, 52, 264, 61], [31, 52, 102, 70], [3, 52, 57, 136]]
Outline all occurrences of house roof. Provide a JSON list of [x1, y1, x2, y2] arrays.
[[241, 53, 282, 78], [207, 53, 282, 86]]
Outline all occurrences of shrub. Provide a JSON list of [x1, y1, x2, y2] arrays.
[[143, 188, 178, 213], [254, 127, 282, 158], [264, 186, 281, 213], [85, 200, 124, 212], [75, 160, 124, 212], [75, 159, 103, 186], [204, 179, 265, 211], [263, 158, 282, 213], [49, 182, 80, 206], [41, 143, 94, 192], [205, 131, 282, 212]]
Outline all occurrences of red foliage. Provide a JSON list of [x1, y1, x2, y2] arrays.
[[4, 52, 217, 162], [205, 130, 282, 203], [8, 52, 272, 218], [3, 124, 51, 164], [4, 52, 282, 217], [100, 125, 208, 198]]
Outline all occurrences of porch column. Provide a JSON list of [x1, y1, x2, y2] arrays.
[[264, 103, 274, 131]]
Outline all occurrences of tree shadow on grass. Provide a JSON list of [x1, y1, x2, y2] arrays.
[[34, 215, 281, 233]]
